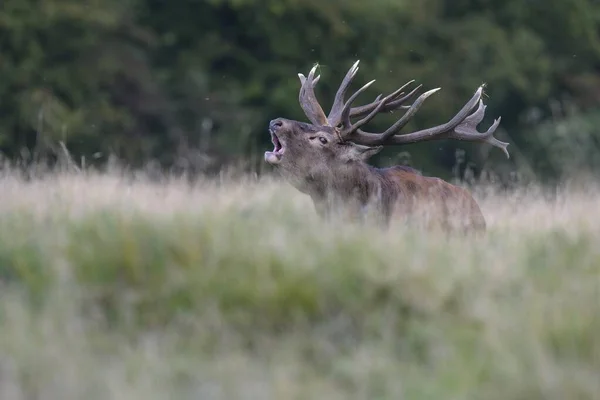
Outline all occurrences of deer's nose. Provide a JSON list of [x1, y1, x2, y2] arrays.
[[269, 119, 284, 131]]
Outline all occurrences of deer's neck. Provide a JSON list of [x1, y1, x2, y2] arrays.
[[305, 162, 391, 222]]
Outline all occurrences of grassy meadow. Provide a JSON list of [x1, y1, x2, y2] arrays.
[[0, 167, 598, 399]]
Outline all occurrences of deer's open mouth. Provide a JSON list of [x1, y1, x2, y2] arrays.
[[264, 131, 285, 165]]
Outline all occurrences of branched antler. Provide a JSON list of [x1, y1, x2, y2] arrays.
[[346, 85, 509, 158], [296, 60, 510, 158], [297, 65, 327, 126]]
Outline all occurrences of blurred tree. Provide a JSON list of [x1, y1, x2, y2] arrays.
[[0, 0, 157, 165], [1, 0, 600, 182]]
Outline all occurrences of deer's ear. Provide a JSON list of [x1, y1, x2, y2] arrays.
[[340, 142, 383, 161]]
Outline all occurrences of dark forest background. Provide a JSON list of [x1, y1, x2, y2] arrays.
[[2, 0, 600, 184]]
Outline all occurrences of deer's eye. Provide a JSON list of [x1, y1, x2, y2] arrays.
[[319, 137, 328, 145]]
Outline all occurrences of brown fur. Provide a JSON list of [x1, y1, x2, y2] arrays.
[[381, 167, 486, 232], [265, 118, 486, 234]]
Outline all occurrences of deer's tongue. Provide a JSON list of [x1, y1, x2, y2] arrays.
[[264, 151, 282, 164]]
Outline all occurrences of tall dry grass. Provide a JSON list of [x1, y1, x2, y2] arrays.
[[0, 168, 598, 399]]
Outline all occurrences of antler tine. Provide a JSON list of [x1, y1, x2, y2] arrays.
[[338, 79, 377, 132], [452, 99, 509, 157], [346, 84, 410, 134], [378, 83, 423, 113], [349, 80, 418, 118], [298, 73, 321, 87], [374, 87, 441, 142], [327, 62, 420, 128], [327, 60, 361, 125], [297, 64, 328, 126], [348, 85, 510, 158]]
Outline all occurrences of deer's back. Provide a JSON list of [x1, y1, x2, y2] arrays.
[[379, 166, 486, 232]]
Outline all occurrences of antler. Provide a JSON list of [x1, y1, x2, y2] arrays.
[[296, 61, 510, 158], [342, 84, 509, 158], [297, 65, 328, 126], [297, 61, 415, 127]]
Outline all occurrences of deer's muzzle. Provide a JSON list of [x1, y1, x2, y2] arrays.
[[265, 129, 285, 165]]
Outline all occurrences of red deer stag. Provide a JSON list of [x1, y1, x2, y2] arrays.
[[264, 61, 510, 232]]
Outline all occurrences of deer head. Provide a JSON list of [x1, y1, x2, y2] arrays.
[[264, 60, 510, 193]]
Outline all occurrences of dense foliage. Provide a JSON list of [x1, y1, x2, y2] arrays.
[[2, 0, 600, 181]]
